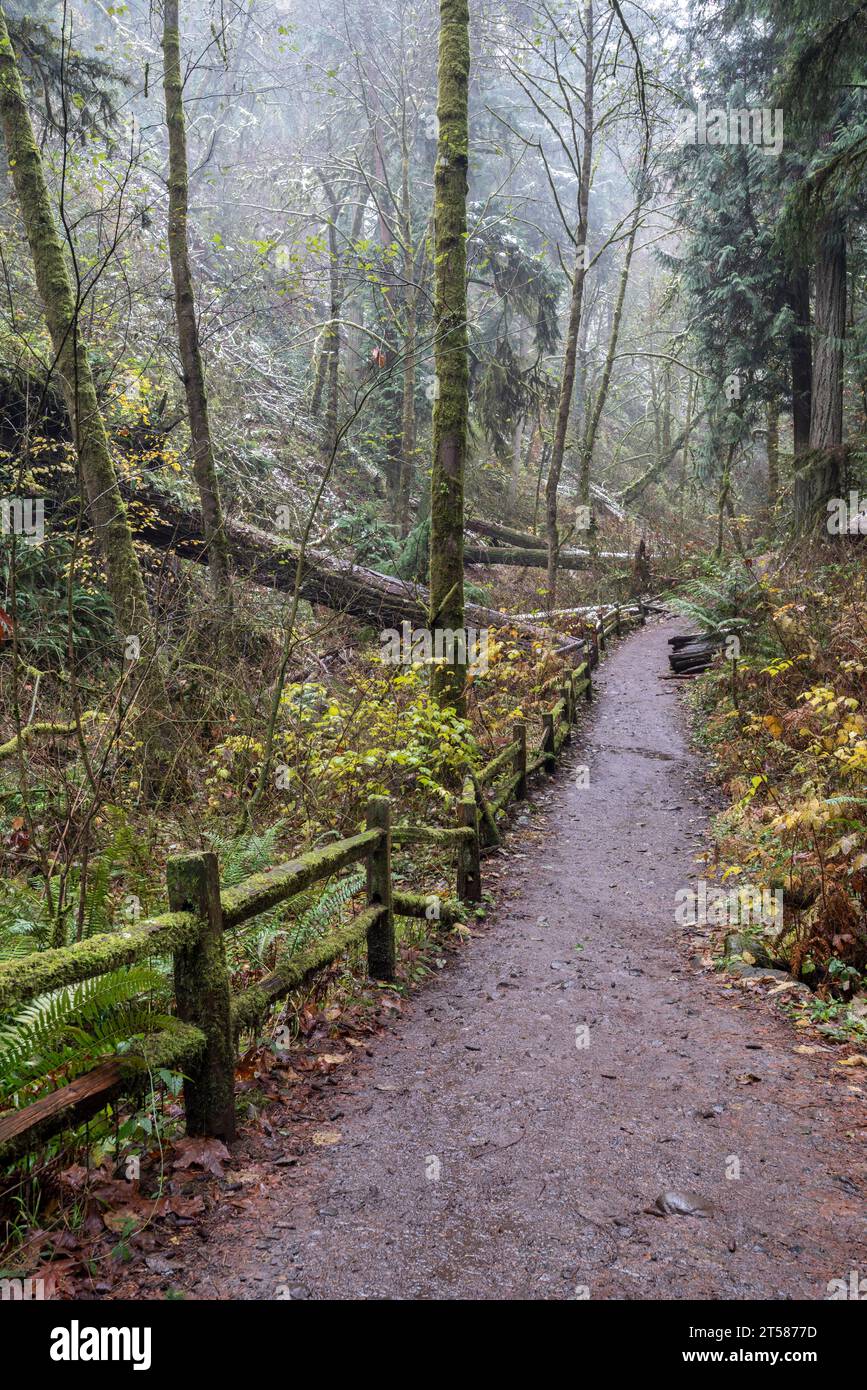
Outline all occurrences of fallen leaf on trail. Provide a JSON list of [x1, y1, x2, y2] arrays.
[[311, 1130, 342, 1145], [735, 1072, 762, 1085], [318, 1053, 349, 1065], [837, 1054, 867, 1068], [172, 1137, 231, 1177], [794, 1045, 824, 1055]]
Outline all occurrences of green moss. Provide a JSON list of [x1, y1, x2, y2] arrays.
[[0, 911, 199, 1012], [220, 830, 380, 929]]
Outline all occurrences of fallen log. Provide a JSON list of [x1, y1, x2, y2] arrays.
[[466, 517, 544, 548], [122, 483, 584, 655], [465, 543, 628, 569]]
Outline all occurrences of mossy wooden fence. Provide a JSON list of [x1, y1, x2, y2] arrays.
[[0, 604, 644, 1155]]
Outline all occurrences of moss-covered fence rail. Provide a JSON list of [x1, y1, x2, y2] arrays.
[[0, 604, 643, 1156]]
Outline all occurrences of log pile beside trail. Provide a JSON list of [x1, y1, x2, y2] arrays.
[[667, 632, 725, 674]]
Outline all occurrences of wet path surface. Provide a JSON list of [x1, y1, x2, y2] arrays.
[[181, 619, 865, 1300]]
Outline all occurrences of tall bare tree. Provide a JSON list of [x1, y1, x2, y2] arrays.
[[162, 0, 233, 612]]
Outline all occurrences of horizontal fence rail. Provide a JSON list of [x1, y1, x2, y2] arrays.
[[0, 604, 644, 1156]]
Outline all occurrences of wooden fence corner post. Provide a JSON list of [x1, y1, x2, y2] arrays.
[[366, 795, 395, 981], [615, 604, 622, 636], [598, 619, 606, 656], [513, 721, 527, 800], [167, 851, 235, 1141], [457, 777, 481, 903], [639, 601, 646, 626]]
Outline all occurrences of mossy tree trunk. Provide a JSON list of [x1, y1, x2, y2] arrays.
[[397, 131, 418, 538], [0, 5, 153, 648], [545, 0, 593, 607], [429, 0, 470, 711], [162, 0, 232, 615]]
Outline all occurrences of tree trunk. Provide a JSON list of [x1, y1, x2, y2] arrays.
[[162, 0, 232, 614], [396, 133, 417, 537], [766, 398, 779, 522], [324, 199, 341, 457], [578, 188, 640, 513], [0, 5, 151, 647], [810, 213, 846, 449], [787, 267, 812, 453], [429, 0, 470, 710], [545, 0, 593, 607], [508, 416, 524, 512], [398, 280, 418, 537]]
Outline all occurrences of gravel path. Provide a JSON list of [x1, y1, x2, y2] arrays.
[[179, 618, 866, 1300]]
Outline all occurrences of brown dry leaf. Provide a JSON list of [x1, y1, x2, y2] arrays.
[[735, 1072, 762, 1086], [164, 1193, 205, 1218], [319, 1053, 349, 1066], [311, 1130, 342, 1146], [172, 1137, 231, 1177], [836, 1054, 867, 1068]]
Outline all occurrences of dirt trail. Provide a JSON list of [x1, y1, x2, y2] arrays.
[[180, 619, 866, 1300]]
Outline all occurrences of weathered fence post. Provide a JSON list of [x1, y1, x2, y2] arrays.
[[457, 777, 481, 902], [598, 618, 606, 656], [167, 852, 236, 1141], [638, 600, 646, 626], [561, 681, 573, 740], [513, 721, 527, 800], [543, 711, 556, 774], [366, 795, 395, 980], [614, 604, 621, 636]]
